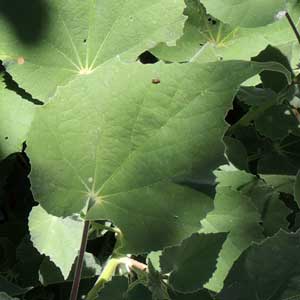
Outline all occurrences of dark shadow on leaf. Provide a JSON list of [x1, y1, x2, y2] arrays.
[[0, 0, 50, 45], [138, 51, 159, 64], [1, 61, 43, 105]]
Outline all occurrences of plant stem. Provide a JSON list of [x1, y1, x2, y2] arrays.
[[285, 12, 300, 45], [85, 258, 120, 300], [85, 257, 148, 300], [69, 220, 90, 300]]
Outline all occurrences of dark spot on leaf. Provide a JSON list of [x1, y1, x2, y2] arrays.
[[208, 17, 212, 21], [219, 57, 223, 61], [212, 20, 217, 25], [152, 79, 160, 84], [83, 39, 87, 43], [4, 136, 8, 140]]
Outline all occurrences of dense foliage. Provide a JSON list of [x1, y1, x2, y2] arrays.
[[1, 0, 300, 299]]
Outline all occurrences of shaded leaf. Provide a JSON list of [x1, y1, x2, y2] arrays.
[[219, 230, 300, 300], [0, 0, 186, 101], [26, 60, 290, 254], [96, 276, 128, 300], [28, 205, 84, 279], [160, 233, 226, 293]]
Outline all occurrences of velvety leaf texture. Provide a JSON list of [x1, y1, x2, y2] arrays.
[[0, 0, 186, 101], [152, 0, 300, 71], [200, 185, 264, 292], [219, 230, 300, 300], [26, 60, 290, 254], [28, 205, 84, 279], [0, 82, 36, 159], [96, 276, 128, 300], [201, 0, 286, 28], [160, 233, 227, 293]]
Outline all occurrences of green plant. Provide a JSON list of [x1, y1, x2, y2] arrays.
[[2, 1, 300, 299]]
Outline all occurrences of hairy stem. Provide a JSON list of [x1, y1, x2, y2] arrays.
[[285, 12, 300, 45], [69, 220, 90, 300], [86, 257, 148, 300]]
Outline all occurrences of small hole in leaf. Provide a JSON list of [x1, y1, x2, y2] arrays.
[[208, 17, 212, 21], [138, 51, 159, 64], [212, 20, 217, 25]]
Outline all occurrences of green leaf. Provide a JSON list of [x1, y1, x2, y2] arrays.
[[202, 0, 286, 28], [160, 233, 226, 293], [261, 174, 295, 194], [39, 252, 101, 286], [224, 136, 249, 171], [169, 289, 213, 300], [14, 236, 44, 287], [147, 251, 162, 272], [255, 105, 299, 140], [258, 134, 300, 175], [215, 166, 290, 235], [252, 45, 293, 93], [200, 166, 274, 292], [0, 276, 29, 297], [237, 87, 277, 107], [151, 1, 233, 63], [26, 60, 290, 254], [0, 0, 186, 101], [148, 260, 171, 300], [96, 276, 128, 300], [28, 205, 84, 279], [295, 170, 300, 205], [200, 185, 263, 292], [127, 284, 152, 300], [219, 230, 300, 300], [152, 0, 300, 68], [0, 293, 20, 300], [0, 79, 36, 159]]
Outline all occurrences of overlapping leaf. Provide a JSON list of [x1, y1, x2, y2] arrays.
[[201, 0, 286, 28], [160, 233, 226, 292], [152, 0, 300, 68], [0, 77, 36, 159], [201, 165, 290, 292], [28, 205, 84, 279], [26, 60, 290, 254], [0, 0, 186, 101], [219, 230, 300, 300], [0, 293, 19, 300], [200, 184, 263, 292]]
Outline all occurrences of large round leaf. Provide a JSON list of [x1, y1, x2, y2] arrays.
[[0, 0, 186, 101], [26, 60, 290, 254]]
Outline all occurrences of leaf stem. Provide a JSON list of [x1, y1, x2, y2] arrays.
[[69, 220, 90, 300], [85, 257, 148, 300], [285, 12, 300, 45], [85, 258, 120, 300]]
